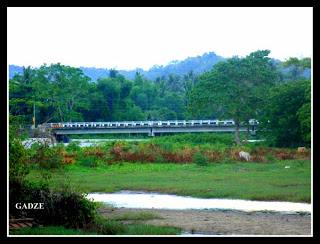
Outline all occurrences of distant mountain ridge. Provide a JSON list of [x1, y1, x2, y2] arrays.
[[9, 52, 225, 81], [9, 51, 310, 81]]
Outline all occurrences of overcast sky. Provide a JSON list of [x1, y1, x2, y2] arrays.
[[7, 7, 312, 70]]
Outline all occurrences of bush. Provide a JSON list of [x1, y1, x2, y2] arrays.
[[83, 147, 106, 158], [265, 153, 276, 162], [9, 138, 30, 182], [9, 179, 97, 229], [66, 141, 81, 153], [78, 156, 101, 168], [49, 191, 97, 228], [29, 144, 64, 169], [193, 151, 209, 166]]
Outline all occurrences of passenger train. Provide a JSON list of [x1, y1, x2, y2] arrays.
[[46, 119, 259, 129]]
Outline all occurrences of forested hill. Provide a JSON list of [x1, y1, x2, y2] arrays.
[[120, 52, 225, 80], [9, 52, 224, 81]]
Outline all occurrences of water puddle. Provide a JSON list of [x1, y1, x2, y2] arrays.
[[86, 191, 311, 214], [68, 139, 149, 147]]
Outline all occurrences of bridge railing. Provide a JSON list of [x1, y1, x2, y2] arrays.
[[44, 119, 259, 129]]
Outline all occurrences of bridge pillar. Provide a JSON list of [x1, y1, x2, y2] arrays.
[[148, 128, 155, 137], [249, 125, 257, 136]]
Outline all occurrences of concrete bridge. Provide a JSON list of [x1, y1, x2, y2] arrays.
[[44, 119, 258, 142]]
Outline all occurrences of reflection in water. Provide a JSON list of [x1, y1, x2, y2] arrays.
[[86, 191, 311, 213]]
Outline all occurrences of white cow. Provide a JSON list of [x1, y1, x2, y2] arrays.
[[239, 151, 251, 161]]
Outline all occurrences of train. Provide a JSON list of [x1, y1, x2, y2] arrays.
[[46, 119, 259, 129]]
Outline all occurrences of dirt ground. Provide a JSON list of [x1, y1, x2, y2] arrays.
[[98, 207, 311, 235]]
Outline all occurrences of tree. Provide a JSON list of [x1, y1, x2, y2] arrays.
[[282, 57, 311, 81], [261, 79, 310, 147], [109, 69, 119, 78], [188, 50, 280, 144]]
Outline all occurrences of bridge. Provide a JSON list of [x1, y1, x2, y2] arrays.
[[44, 119, 258, 142]]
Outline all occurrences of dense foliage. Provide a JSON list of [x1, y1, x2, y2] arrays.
[[188, 51, 311, 146], [9, 51, 311, 147], [9, 64, 191, 124], [260, 79, 311, 147]]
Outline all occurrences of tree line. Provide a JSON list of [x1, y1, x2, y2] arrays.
[[9, 50, 311, 147]]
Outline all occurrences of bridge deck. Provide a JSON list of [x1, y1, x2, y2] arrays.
[[52, 125, 255, 136]]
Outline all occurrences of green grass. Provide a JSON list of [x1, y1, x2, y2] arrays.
[[27, 159, 311, 203], [10, 222, 180, 236], [123, 224, 180, 235], [10, 226, 98, 235]]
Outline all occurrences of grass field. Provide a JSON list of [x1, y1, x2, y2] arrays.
[[27, 159, 311, 203], [10, 223, 180, 235]]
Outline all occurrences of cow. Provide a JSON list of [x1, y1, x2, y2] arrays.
[[239, 151, 251, 161]]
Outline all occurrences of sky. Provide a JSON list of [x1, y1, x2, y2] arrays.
[[7, 7, 313, 70]]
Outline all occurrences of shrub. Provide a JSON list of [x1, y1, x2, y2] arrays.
[[66, 141, 81, 153], [49, 191, 97, 228], [9, 179, 97, 229], [109, 144, 124, 161], [83, 147, 106, 158], [193, 151, 209, 166], [29, 144, 64, 169], [204, 150, 222, 162], [61, 150, 77, 164], [274, 149, 295, 160], [78, 156, 101, 168], [250, 155, 266, 162], [9, 138, 30, 182], [265, 153, 276, 162]]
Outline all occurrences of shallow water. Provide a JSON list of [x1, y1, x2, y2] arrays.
[[86, 191, 311, 213], [66, 138, 149, 147], [22, 138, 149, 148]]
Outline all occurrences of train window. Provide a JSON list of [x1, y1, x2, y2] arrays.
[[154, 123, 158, 126], [119, 124, 124, 126], [127, 124, 132, 126], [162, 123, 167, 126], [111, 124, 116, 126], [194, 122, 200, 125], [80, 125, 84, 127], [202, 122, 208, 125], [170, 123, 175, 125], [210, 122, 216, 125], [178, 123, 183, 125], [186, 122, 191, 125], [144, 123, 148, 126]]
